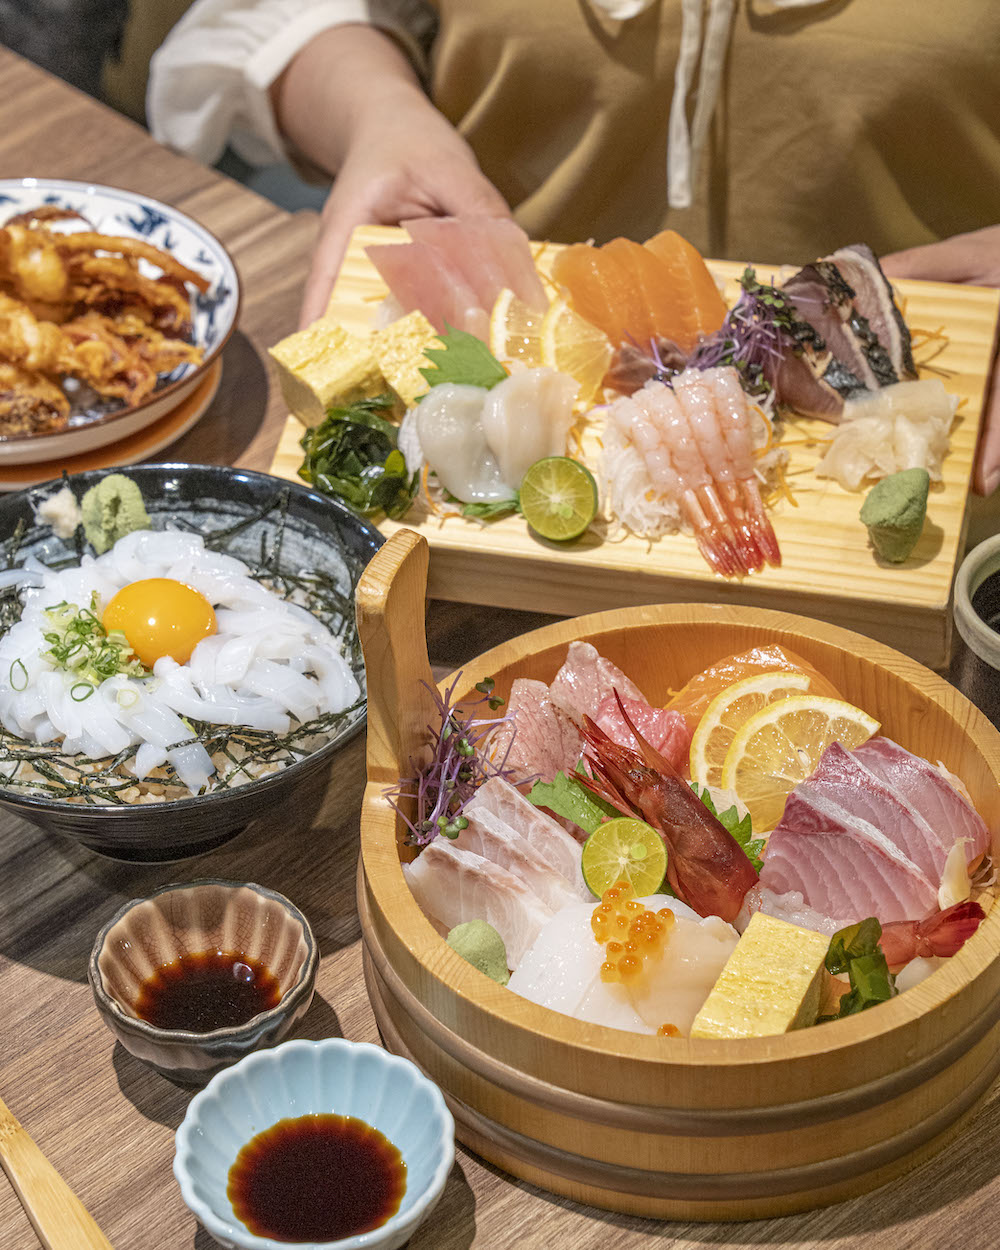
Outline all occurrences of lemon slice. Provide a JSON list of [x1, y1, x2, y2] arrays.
[[719, 694, 880, 832], [488, 288, 545, 365], [539, 295, 613, 407], [581, 817, 667, 898], [519, 456, 598, 542], [689, 670, 813, 789]]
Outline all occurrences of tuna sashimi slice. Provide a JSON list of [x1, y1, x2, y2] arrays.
[[403, 840, 552, 967], [549, 640, 645, 726], [365, 239, 488, 339], [403, 216, 509, 314], [464, 777, 589, 893], [806, 742, 949, 883], [592, 694, 691, 774], [852, 738, 991, 865], [475, 217, 548, 311], [457, 806, 586, 911], [760, 788, 940, 926], [490, 677, 584, 784]]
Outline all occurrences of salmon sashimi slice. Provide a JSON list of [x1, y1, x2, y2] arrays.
[[551, 241, 649, 349], [365, 239, 488, 339], [642, 229, 728, 351]]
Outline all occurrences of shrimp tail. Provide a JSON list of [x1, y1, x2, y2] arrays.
[[697, 484, 760, 574], [879, 899, 986, 970]]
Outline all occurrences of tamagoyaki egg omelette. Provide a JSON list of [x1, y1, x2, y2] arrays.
[[102, 578, 217, 666]]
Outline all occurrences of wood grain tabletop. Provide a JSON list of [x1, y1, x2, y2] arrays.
[[0, 46, 995, 1250]]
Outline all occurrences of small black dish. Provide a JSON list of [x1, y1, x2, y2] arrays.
[[0, 464, 383, 861]]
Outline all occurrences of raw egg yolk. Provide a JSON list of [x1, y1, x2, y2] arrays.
[[102, 578, 217, 666]]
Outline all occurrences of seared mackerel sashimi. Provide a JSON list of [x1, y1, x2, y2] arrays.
[[758, 736, 989, 930]]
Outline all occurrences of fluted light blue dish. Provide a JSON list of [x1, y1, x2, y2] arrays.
[[174, 1038, 455, 1250]]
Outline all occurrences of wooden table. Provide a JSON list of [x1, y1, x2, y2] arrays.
[[0, 48, 996, 1250]]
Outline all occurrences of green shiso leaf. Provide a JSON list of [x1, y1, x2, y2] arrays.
[[689, 782, 765, 871], [418, 324, 508, 392]]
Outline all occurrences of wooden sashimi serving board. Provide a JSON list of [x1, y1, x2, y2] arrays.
[[269, 225, 1000, 668]]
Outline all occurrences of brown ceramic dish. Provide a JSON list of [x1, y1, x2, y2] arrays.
[[88, 879, 317, 1084]]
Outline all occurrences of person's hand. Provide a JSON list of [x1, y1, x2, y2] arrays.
[[882, 226, 1000, 496], [298, 95, 509, 326]]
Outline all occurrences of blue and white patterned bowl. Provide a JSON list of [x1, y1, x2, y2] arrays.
[[0, 177, 240, 465], [174, 1038, 455, 1249]]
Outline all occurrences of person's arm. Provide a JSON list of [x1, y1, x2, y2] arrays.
[[271, 24, 510, 326], [882, 226, 1000, 496]]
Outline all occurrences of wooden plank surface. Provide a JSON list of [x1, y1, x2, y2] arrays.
[[270, 225, 1000, 668], [1, 46, 1000, 1250]]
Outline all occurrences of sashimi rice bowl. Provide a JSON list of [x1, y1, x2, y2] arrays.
[[358, 571, 1000, 1215], [0, 465, 382, 859]]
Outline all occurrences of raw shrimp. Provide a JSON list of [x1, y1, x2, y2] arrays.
[[674, 367, 781, 568], [605, 391, 743, 576], [577, 696, 758, 924]]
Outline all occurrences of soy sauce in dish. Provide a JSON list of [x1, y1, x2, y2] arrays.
[[134, 950, 281, 1031], [972, 569, 1000, 633], [227, 1113, 406, 1242]]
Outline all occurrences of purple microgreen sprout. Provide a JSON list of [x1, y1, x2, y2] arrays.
[[385, 674, 524, 847], [690, 267, 806, 397]]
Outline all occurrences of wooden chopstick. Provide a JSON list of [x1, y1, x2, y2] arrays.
[[0, 1095, 113, 1249]]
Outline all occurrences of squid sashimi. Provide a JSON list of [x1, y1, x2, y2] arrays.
[[465, 778, 588, 894], [365, 240, 488, 339], [508, 900, 652, 1032], [458, 807, 588, 911], [403, 839, 552, 967], [509, 890, 738, 1036]]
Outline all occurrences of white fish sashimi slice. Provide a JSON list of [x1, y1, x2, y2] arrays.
[[403, 841, 553, 968], [415, 383, 514, 502], [488, 677, 584, 785], [508, 902, 652, 1032], [480, 368, 578, 488], [760, 788, 940, 925], [852, 737, 990, 863], [548, 639, 646, 725], [464, 777, 589, 896], [457, 808, 583, 912]]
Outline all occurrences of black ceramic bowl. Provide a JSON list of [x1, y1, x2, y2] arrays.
[[0, 464, 383, 861]]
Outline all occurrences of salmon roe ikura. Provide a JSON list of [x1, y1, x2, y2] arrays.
[[591, 880, 676, 984]]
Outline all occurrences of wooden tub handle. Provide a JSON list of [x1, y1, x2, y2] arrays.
[[356, 529, 439, 783], [0, 1095, 113, 1249]]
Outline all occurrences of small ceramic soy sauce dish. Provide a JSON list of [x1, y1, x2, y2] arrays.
[[88, 879, 318, 1084], [174, 1037, 455, 1250]]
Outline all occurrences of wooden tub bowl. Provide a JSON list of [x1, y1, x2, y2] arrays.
[[356, 530, 1000, 1221]]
